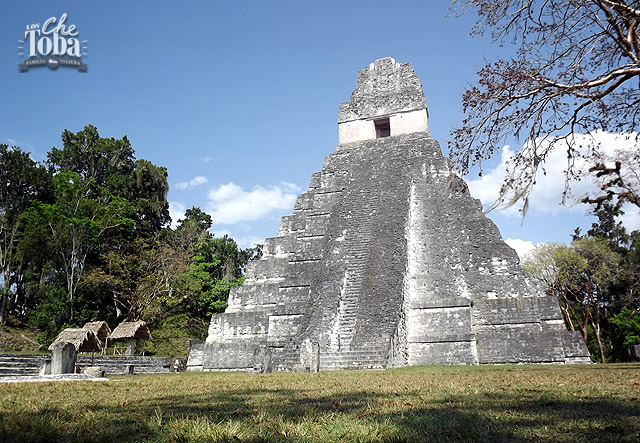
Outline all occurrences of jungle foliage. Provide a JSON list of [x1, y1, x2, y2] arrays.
[[0, 126, 260, 352], [524, 203, 640, 362]]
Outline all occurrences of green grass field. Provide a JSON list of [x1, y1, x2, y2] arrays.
[[1, 364, 639, 442]]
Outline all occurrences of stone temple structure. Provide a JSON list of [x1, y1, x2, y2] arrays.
[[190, 57, 590, 372]]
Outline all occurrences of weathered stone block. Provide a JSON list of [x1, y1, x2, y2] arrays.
[[51, 342, 76, 374], [406, 307, 473, 343], [562, 330, 593, 360], [475, 324, 565, 363], [39, 359, 51, 376], [408, 341, 478, 365], [203, 342, 262, 370], [84, 366, 104, 378], [473, 297, 544, 326], [186, 343, 204, 371], [251, 346, 272, 373], [268, 314, 305, 338]]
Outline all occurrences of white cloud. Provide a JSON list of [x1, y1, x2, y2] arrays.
[[175, 176, 209, 190], [208, 182, 243, 201], [467, 143, 592, 216], [467, 131, 640, 226], [200, 156, 212, 163], [207, 181, 301, 225], [467, 145, 517, 213], [168, 201, 186, 229], [6, 138, 17, 145], [618, 203, 640, 232], [505, 238, 537, 261]]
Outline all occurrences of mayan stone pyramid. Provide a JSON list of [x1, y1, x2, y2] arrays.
[[191, 57, 590, 371]]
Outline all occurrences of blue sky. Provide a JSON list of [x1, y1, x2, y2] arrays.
[[2, 1, 637, 258]]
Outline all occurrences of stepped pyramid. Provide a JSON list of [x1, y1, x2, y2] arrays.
[[192, 57, 590, 371]]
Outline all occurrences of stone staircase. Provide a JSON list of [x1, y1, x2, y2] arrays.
[[330, 268, 361, 352], [327, 215, 372, 353], [319, 182, 395, 370], [0, 353, 171, 376], [320, 343, 390, 370], [0, 353, 48, 376]]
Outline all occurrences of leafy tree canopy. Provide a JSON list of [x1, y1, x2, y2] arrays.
[[1, 126, 262, 355], [0, 144, 51, 325], [524, 202, 639, 361], [48, 125, 170, 232]]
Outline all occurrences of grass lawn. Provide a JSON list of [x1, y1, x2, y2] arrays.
[[1, 364, 639, 442]]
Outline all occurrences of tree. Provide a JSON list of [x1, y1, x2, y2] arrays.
[[525, 243, 593, 340], [130, 159, 170, 233], [584, 203, 639, 309], [525, 238, 619, 362], [22, 125, 171, 323], [0, 145, 51, 325], [81, 206, 258, 323], [85, 235, 190, 321], [22, 172, 134, 320], [48, 125, 170, 233], [48, 125, 135, 191], [0, 125, 261, 354], [625, 231, 640, 309], [172, 207, 213, 254], [180, 235, 248, 318], [612, 307, 640, 348], [451, 0, 640, 212], [524, 243, 576, 330], [171, 209, 253, 318], [572, 237, 620, 362]]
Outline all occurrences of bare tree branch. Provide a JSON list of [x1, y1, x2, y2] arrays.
[[451, 0, 640, 212]]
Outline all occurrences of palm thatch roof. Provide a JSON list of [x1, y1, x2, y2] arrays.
[[48, 328, 101, 353], [82, 321, 111, 342], [110, 320, 151, 340]]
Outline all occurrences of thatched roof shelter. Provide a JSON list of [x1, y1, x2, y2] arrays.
[[110, 321, 151, 341], [82, 321, 111, 342], [48, 328, 101, 353]]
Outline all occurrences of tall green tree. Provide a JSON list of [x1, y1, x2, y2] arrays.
[[526, 237, 622, 362], [172, 207, 213, 254], [22, 172, 134, 320], [525, 243, 594, 343], [171, 208, 244, 318], [572, 237, 620, 362], [48, 125, 170, 233], [583, 203, 640, 359], [0, 145, 51, 325], [181, 235, 246, 317], [524, 243, 576, 331], [130, 159, 171, 233], [168, 207, 262, 319], [16, 125, 170, 324], [84, 234, 189, 321]]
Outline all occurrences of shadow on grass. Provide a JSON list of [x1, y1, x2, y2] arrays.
[[2, 380, 639, 442]]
